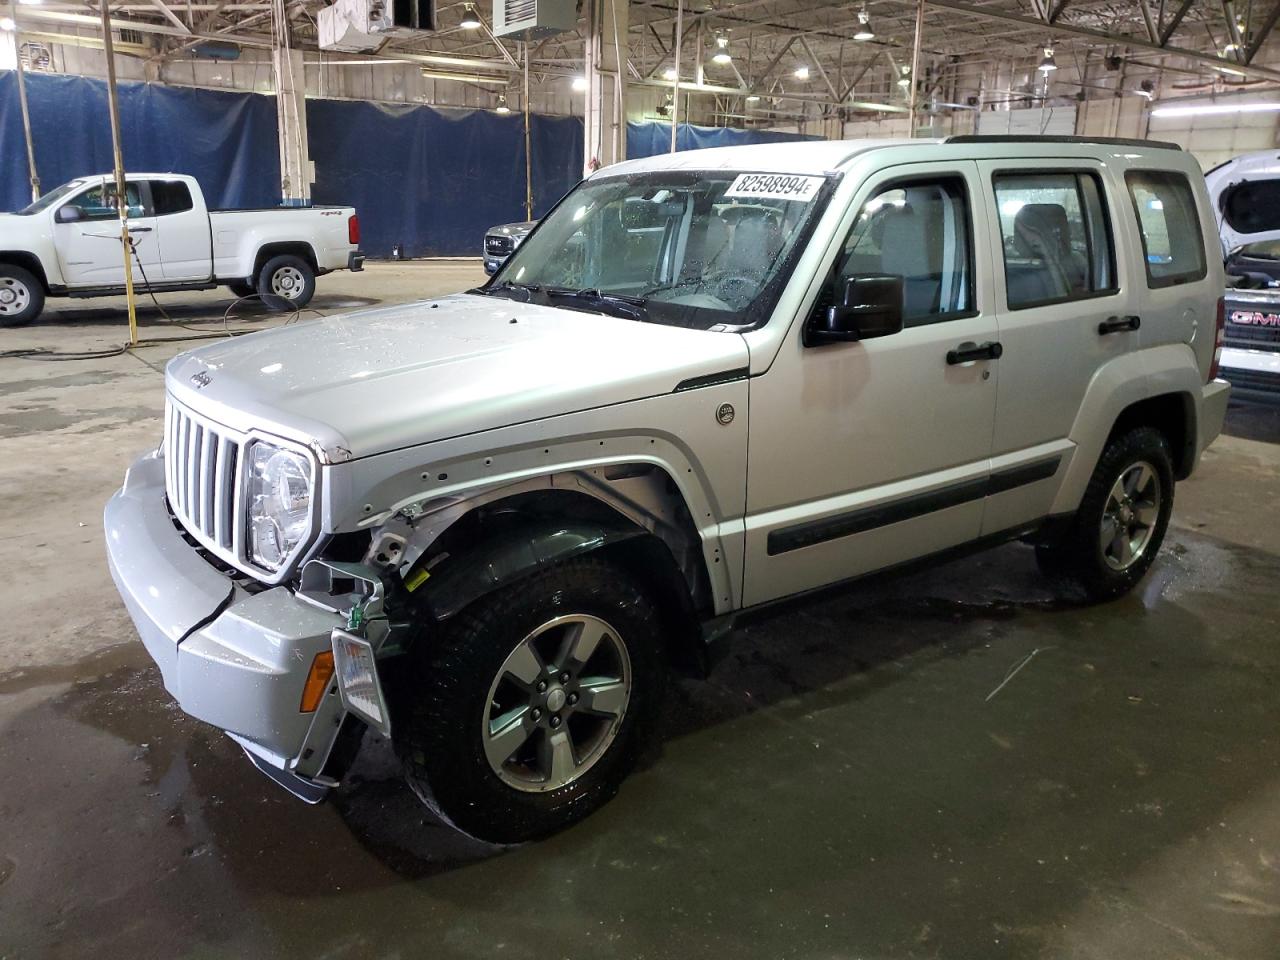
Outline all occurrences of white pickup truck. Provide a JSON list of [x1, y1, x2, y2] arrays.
[[0, 173, 364, 326]]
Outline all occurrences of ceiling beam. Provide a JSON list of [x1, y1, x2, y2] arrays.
[[1159, 0, 1194, 45], [1245, 0, 1280, 62], [925, 0, 1280, 82]]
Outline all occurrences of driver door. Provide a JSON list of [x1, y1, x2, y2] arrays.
[[54, 180, 161, 288], [742, 162, 1001, 605]]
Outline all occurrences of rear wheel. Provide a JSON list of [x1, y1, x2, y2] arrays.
[[1036, 426, 1174, 600], [0, 264, 45, 327], [256, 254, 315, 311], [394, 557, 663, 844]]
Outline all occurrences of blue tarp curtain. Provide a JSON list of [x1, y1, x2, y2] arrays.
[[307, 98, 582, 257], [0, 71, 280, 211], [1, 72, 817, 256], [626, 119, 820, 159]]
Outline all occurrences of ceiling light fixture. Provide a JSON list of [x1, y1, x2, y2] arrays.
[[897, 65, 911, 87], [459, 4, 482, 29], [495, 96, 511, 114], [0, 16, 16, 29], [794, 65, 810, 80], [712, 35, 732, 65], [572, 75, 589, 92], [746, 93, 761, 102], [854, 5, 874, 41], [1150, 101, 1280, 118], [663, 66, 678, 81], [1037, 46, 1058, 72]]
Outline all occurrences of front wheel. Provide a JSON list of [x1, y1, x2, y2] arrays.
[[1036, 426, 1174, 600], [394, 557, 664, 843], [0, 264, 45, 327], [256, 254, 315, 311]]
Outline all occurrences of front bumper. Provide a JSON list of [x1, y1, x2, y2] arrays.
[[105, 450, 347, 801], [1222, 347, 1280, 397], [483, 256, 506, 275]]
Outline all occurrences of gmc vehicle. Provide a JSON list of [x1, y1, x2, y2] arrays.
[[483, 220, 537, 274], [106, 137, 1229, 844], [0, 174, 364, 325]]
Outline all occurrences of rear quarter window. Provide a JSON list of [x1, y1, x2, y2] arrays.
[[1125, 170, 1206, 288]]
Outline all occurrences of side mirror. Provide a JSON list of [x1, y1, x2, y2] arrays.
[[55, 205, 83, 224], [805, 274, 904, 346]]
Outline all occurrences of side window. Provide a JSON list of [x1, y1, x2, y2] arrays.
[[1125, 170, 1206, 287], [71, 182, 145, 221], [834, 177, 973, 325], [993, 171, 1115, 309], [150, 180, 193, 216]]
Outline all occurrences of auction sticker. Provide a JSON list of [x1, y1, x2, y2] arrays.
[[725, 173, 824, 202]]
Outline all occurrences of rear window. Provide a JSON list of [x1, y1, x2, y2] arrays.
[[1221, 178, 1280, 236], [151, 180, 194, 216], [1125, 170, 1206, 287]]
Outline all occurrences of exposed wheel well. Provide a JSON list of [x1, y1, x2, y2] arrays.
[[400, 478, 712, 673], [1108, 392, 1195, 479], [0, 253, 50, 292], [254, 243, 318, 277]]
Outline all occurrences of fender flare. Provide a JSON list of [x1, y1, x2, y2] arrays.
[[411, 514, 647, 621]]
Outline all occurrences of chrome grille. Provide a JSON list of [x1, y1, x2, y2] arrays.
[[485, 234, 514, 256], [165, 399, 243, 568]]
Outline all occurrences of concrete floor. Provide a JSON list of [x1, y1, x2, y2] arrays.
[[2, 261, 1279, 959]]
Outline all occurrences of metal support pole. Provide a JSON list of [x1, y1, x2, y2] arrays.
[[669, 0, 683, 152], [10, 12, 41, 202], [908, 0, 924, 136], [523, 41, 532, 221], [100, 0, 139, 347]]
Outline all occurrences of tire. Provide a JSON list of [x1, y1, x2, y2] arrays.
[[1037, 426, 1175, 601], [0, 264, 45, 328], [394, 556, 664, 844], [226, 280, 257, 299], [255, 254, 315, 311]]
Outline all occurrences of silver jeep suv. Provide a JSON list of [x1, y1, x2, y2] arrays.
[[107, 136, 1230, 843]]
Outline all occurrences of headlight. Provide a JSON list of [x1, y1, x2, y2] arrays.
[[246, 441, 313, 571]]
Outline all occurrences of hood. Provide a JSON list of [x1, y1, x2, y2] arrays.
[[165, 293, 749, 461], [489, 221, 538, 237]]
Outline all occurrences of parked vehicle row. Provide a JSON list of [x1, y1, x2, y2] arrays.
[[106, 135, 1229, 843], [0, 174, 364, 326]]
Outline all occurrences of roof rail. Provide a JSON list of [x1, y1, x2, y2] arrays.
[[944, 135, 1182, 151]]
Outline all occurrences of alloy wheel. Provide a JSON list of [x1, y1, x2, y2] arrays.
[[1100, 460, 1161, 571]]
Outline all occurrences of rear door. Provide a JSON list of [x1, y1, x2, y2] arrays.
[[974, 158, 1134, 535], [150, 179, 213, 281]]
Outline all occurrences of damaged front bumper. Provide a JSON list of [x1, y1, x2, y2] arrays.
[[104, 450, 378, 803]]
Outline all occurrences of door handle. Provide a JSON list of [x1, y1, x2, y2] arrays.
[[127, 225, 153, 233], [1098, 314, 1140, 334], [946, 340, 1003, 364]]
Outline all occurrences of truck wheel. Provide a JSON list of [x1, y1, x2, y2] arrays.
[[256, 255, 315, 311], [226, 281, 257, 299], [0, 264, 45, 328], [394, 556, 664, 844], [1036, 427, 1174, 601]]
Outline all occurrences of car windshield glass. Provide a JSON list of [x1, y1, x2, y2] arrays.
[[17, 181, 83, 216], [484, 170, 834, 330]]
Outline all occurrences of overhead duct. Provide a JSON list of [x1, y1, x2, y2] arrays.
[[493, 0, 576, 41], [318, 0, 435, 53]]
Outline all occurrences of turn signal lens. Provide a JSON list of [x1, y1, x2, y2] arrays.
[[300, 651, 335, 712]]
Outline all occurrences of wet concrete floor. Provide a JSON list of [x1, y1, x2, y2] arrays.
[[2, 263, 1279, 958]]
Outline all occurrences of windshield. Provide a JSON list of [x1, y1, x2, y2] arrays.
[[484, 170, 835, 330], [17, 180, 85, 216]]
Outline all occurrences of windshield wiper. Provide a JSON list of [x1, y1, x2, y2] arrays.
[[479, 279, 545, 300], [544, 286, 648, 321]]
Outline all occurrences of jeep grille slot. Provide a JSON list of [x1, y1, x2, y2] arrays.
[[165, 399, 241, 561]]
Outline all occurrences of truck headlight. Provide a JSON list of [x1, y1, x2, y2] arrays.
[[246, 441, 313, 571]]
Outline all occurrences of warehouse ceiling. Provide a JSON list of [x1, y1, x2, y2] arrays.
[[14, 0, 1280, 111]]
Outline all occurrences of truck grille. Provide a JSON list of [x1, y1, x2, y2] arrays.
[[485, 234, 514, 256], [164, 399, 244, 568]]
